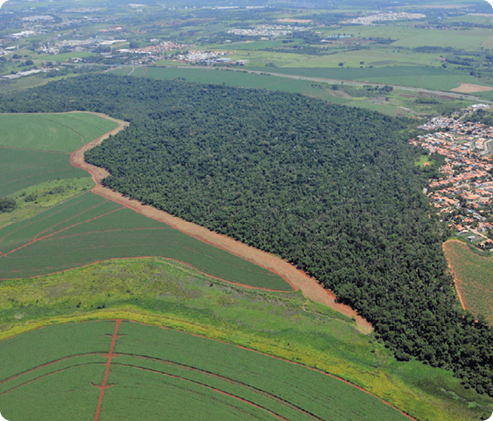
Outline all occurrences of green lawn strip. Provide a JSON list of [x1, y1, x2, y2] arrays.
[[0, 193, 290, 290], [415, 155, 434, 168], [102, 364, 278, 421], [0, 148, 89, 198], [0, 258, 490, 421], [0, 365, 103, 421], [0, 178, 94, 229], [0, 113, 118, 153]]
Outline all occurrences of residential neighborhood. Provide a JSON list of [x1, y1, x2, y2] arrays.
[[412, 114, 493, 250]]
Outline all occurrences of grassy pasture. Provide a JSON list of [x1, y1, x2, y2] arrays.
[[0, 258, 491, 421], [444, 240, 493, 325], [0, 191, 290, 290], [0, 113, 118, 153], [0, 320, 419, 421]]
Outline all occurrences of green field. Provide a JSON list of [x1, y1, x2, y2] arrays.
[[0, 178, 94, 228], [0, 320, 436, 421], [0, 113, 118, 152], [0, 147, 89, 198], [444, 240, 493, 325], [247, 66, 480, 91], [0, 191, 289, 289], [0, 257, 491, 421], [0, 112, 118, 197], [112, 67, 351, 104], [117, 66, 475, 116]]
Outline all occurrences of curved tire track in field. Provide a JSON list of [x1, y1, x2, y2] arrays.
[[70, 112, 372, 333]]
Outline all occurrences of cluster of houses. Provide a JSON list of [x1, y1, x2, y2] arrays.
[[227, 24, 310, 37], [411, 116, 493, 249], [344, 12, 426, 25], [173, 50, 232, 64], [119, 41, 187, 56]]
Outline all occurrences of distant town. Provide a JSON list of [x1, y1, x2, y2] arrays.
[[412, 109, 493, 250]]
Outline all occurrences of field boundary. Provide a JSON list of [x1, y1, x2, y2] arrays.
[[69, 112, 372, 332]]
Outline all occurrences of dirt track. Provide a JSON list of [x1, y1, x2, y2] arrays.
[[443, 240, 467, 311], [70, 113, 372, 333]]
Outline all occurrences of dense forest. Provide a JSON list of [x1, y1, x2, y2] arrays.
[[1, 74, 493, 396]]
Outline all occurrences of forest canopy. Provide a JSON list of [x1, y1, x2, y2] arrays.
[[1, 74, 492, 396]]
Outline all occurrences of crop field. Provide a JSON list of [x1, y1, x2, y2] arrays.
[[443, 240, 493, 325], [0, 320, 414, 421], [0, 178, 94, 229], [318, 26, 490, 52], [0, 258, 491, 421], [0, 191, 289, 289], [0, 112, 119, 197], [247, 66, 479, 91], [0, 148, 89, 198], [112, 67, 351, 104], [0, 113, 118, 152]]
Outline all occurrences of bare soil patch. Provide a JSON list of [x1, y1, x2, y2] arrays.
[[451, 83, 493, 93], [71, 113, 372, 333]]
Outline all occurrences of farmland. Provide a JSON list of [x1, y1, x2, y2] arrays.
[[0, 113, 118, 153], [111, 66, 351, 104], [0, 191, 289, 290], [112, 66, 473, 117], [0, 112, 118, 198], [1, 258, 491, 421], [444, 240, 493, 326], [0, 295, 488, 421], [0, 320, 414, 421]]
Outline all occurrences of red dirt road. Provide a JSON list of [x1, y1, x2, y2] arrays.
[[94, 319, 121, 421], [70, 113, 372, 333]]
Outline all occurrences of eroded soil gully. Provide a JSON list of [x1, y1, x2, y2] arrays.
[[70, 112, 372, 333]]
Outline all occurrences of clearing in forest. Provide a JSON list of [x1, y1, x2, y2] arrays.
[[444, 240, 493, 325], [0, 320, 414, 421]]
